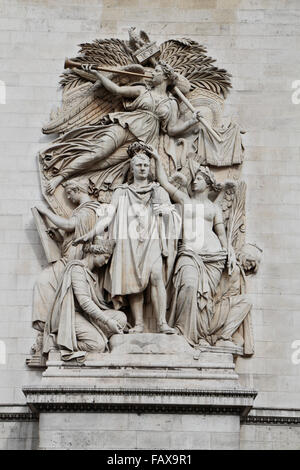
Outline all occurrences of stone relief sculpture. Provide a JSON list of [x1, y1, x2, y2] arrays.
[[32, 180, 103, 333], [41, 61, 196, 197], [43, 239, 126, 361], [38, 30, 239, 213], [28, 28, 261, 366], [159, 158, 261, 353], [73, 142, 181, 335], [152, 149, 230, 347], [209, 243, 262, 354]]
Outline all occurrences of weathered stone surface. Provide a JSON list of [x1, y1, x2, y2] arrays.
[[0, 0, 299, 450], [26, 388, 248, 449], [109, 333, 195, 355], [36, 411, 241, 450], [27, 24, 255, 366]]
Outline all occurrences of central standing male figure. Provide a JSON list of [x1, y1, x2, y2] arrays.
[[74, 143, 180, 334]]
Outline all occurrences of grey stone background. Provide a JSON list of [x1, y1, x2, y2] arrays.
[[0, 0, 299, 449]]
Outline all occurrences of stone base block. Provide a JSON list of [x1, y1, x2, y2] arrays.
[[23, 334, 257, 450], [23, 386, 255, 449], [40, 334, 241, 389], [38, 411, 241, 450]]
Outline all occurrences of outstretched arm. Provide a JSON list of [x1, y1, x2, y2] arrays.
[[84, 66, 142, 99], [167, 101, 222, 143], [71, 267, 123, 334], [36, 204, 75, 232], [73, 201, 117, 246], [166, 100, 199, 137], [148, 147, 189, 205]]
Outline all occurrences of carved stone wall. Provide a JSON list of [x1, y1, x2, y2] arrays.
[[0, 0, 299, 450], [0, 406, 38, 450]]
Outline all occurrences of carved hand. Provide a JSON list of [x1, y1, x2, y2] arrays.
[[82, 64, 102, 81], [227, 245, 237, 275], [35, 203, 50, 216], [106, 318, 123, 335], [46, 227, 63, 243], [72, 230, 94, 246], [193, 111, 204, 123], [146, 145, 160, 160], [153, 204, 170, 216]]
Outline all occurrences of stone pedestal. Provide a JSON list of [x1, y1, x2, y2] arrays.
[[23, 334, 257, 450]]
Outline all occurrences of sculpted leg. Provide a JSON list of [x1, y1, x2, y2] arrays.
[[150, 258, 175, 334], [75, 312, 107, 352], [128, 292, 144, 333], [213, 296, 251, 347], [46, 127, 128, 194], [171, 264, 210, 346]]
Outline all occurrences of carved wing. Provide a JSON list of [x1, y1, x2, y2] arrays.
[[160, 39, 232, 98], [43, 38, 138, 135], [60, 38, 136, 87], [42, 83, 123, 135], [215, 181, 246, 252], [226, 181, 246, 252]]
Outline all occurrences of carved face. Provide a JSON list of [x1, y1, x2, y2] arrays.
[[243, 257, 257, 273], [65, 187, 81, 204], [131, 154, 150, 180], [192, 173, 208, 193], [238, 244, 262, 275], [93, 254, 109, 269], [150, 65, 167, 87]]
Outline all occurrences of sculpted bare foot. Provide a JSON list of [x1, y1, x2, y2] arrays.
[[46, 175, 64, 194], [129, 324, 144, 334], [158, 322, 176, 334]]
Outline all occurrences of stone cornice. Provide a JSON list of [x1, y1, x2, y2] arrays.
[[22, 387, 257, 398], [24, 403, 247, 415], [0, 412, 38, 422], [242, 415, 300, 426], [22, 386, 257, 415], [242, 408, 300, 426]]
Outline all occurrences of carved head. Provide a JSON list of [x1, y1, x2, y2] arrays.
[[83, 238, 116, 269], [127, 142, 151, 181], [150, 60, 191, 94], [238, 243, 262, 275], [150, 61, 180, 88], [130, 153, 150, 180], [192, 166, 222, 194], [157, 61, 177, 80], [149, 64, 167, 87], [63, 179, 89, 204]]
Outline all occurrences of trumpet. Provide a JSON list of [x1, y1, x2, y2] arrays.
[[64, 58, 153, 79]]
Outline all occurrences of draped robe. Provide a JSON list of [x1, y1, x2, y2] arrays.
[[32, 200, 102, 329], [104, 182, 181, 309], [167, 244, 227, 346], [43, 260, 126, 360], [40, 87, 178, 193]]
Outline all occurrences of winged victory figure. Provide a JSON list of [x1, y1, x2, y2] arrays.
[[150, 147, 261, 354], [38, 29, 237, 216]]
